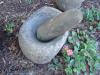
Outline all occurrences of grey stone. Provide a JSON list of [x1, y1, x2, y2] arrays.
[[56, 0, 84, 11], [37, 9, 83, 41], [18, 6, 69, 64]]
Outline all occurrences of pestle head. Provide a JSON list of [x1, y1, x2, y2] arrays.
[[36, 9, 83, 41]]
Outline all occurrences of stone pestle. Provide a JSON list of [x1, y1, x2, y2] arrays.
[[36, 9, 83, 42]]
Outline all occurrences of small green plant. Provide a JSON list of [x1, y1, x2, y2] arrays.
[[4, 22, 15, 34], [82, 6, 100, 31], [24, 0, 33, 4], [61, 6, 100, 75], [83, 6, 100, 22], [50, 29, 100, 75], [63, 30, 100, 75], [48, 57, 63, 70]]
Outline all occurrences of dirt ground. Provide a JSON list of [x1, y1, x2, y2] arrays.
[[0, 0, 100, 75]]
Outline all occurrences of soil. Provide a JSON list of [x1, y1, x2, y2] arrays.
[[0, 0, 100, 75]]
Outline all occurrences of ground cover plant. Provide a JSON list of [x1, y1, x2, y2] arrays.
[[49, 6, 100, 75], [4, 22, 15, 35]]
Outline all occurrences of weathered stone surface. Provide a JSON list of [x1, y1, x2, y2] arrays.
[[56, 0, 84, 11], [37, 9, 83, 41], [18, 6, 69, 64]]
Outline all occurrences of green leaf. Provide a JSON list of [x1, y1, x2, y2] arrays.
[[84, 50, 92, 59], [96, 10, 100, 20], [74, 46, 79, 54], [84, 72, 88, 75], [76, 41, 80, 48], [85, 8, 94, 22], [65, 67, 73, 75], [80, 62, 86, 71], [76, 68, 81, 75], [52, 58, 59, 65], [69, 59, 75, 66], [5, 22, 15, 33], [89, 26, 94, 31], [68, 36, 74, 43], [90, 73, 94, 75], [24, 0, 33, 4], [97, 22, 100, 30], [73, 68, 77, 73], [71, 31, 77, 36]]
